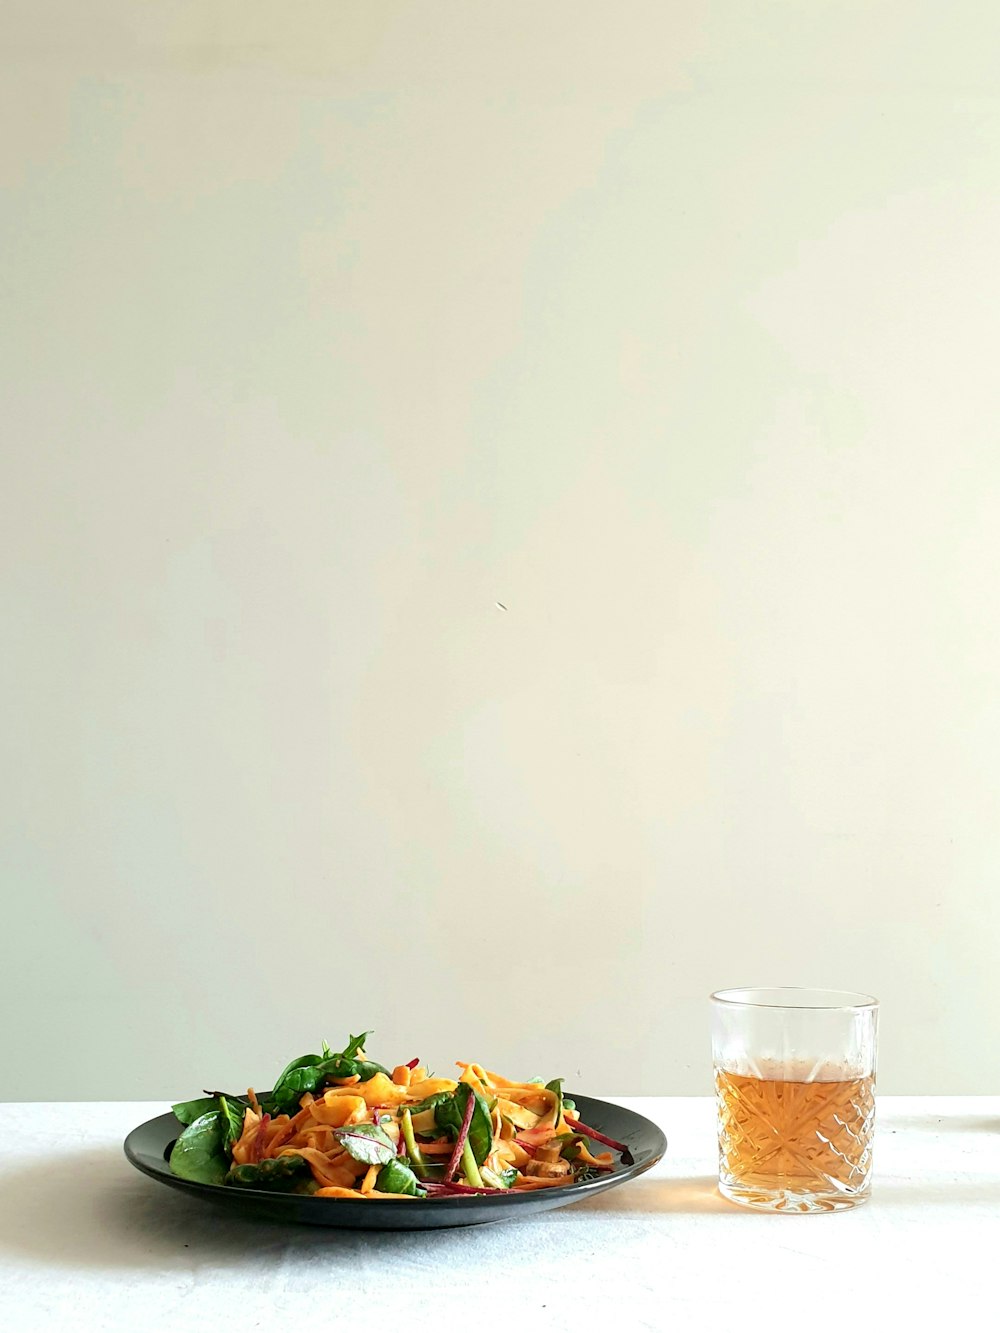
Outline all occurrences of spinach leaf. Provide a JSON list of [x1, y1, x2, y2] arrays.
[[332, 1031, 390, 1081], [545, 1078, 564, 1123], [168, 1111, 228, 1185], [272, 1052, 324, 1090], [174, 1091, 249, 1132], [404, 1090, 453, 1116], [172, 1096, 220, 1126], [351, 1059, 391, 1081], [376, 1158, 426, 1197], [267, 1063, 324, 1113], [268, 1035, 390, 1114], [435, 1083, 493, 1167], [217, 1094, 246, 1149], [332, 1123, 397, 1167], [342, 1031, 371, 1060], [268, 1060, 333, 1112], [226, 1155, 315, 1193]]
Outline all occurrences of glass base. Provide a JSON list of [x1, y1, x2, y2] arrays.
[[719, 1179, 871, 1213]]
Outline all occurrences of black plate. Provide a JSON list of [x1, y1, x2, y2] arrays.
[[123, 1094, 667, 1230]]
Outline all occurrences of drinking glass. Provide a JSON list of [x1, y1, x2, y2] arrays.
[[711, 987, 879, 1213]]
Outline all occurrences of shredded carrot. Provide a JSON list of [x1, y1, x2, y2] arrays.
[[511, 1175, 579, 1190], [360, 1165, 379, 1194], [314, 1186, 416, 1200]]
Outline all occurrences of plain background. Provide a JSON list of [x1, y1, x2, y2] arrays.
[[3, 2, 999, 1101]]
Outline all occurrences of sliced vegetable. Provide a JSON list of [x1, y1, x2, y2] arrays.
[[564, 1113, 634, 1165], [481, 1165, 518, 1189], [421, 1180, 509, 1196], [400, 1108, 426, 1176], [436, 1083, 493, 1168], [460, 1138, 484, 1189], [250, 1112, 271, 1163], [441, 1084, 477, 1183]]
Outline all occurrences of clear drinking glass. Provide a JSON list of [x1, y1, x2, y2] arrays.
[[711, 987, 879, 1213]]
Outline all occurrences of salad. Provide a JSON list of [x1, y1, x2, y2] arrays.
[[169, 1032, 633, 1199]]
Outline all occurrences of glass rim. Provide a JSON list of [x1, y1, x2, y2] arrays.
[[710, 986, 879, 1012]]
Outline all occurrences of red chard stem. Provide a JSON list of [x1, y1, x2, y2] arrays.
[[443, 1089, 476, 1183]]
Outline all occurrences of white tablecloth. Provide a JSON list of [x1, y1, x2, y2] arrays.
[[1, 1097, 997, 1331]]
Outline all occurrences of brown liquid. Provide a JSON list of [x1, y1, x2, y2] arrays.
[[716, 1067, 875, 1197]]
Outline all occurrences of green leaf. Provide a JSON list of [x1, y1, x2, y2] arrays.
[[332, 1122, 397, 1167], [545, 1078, 564, 1123], [217, 1095, 245, 1149], [226, 1155, 315, 1194], [273, 1052, 324, 1088], [343, 1031, 371, 1060], [435, 1083, 493, 1167], [352, 1059, 391, 1081], [376, 1158, 426, 1197], [172, 1096, 220, 1126], [404, 1090, 453, 1116], [268, 1035, 391, 1114], [169, 1111, 228, 1185], [267, 1053, 324, 1112]]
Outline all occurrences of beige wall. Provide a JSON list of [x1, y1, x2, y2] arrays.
[[3, 3, 999, 1100]]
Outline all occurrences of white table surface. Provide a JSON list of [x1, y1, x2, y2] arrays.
[[1, 1097, 997, 1331]]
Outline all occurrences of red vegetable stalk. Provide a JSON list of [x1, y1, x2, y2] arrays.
[[443, 1088, 476, 1182], [422, 1180, 507, 1196], [250, 1112, 271, 1164], [564, 1114, 634, 1166]]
